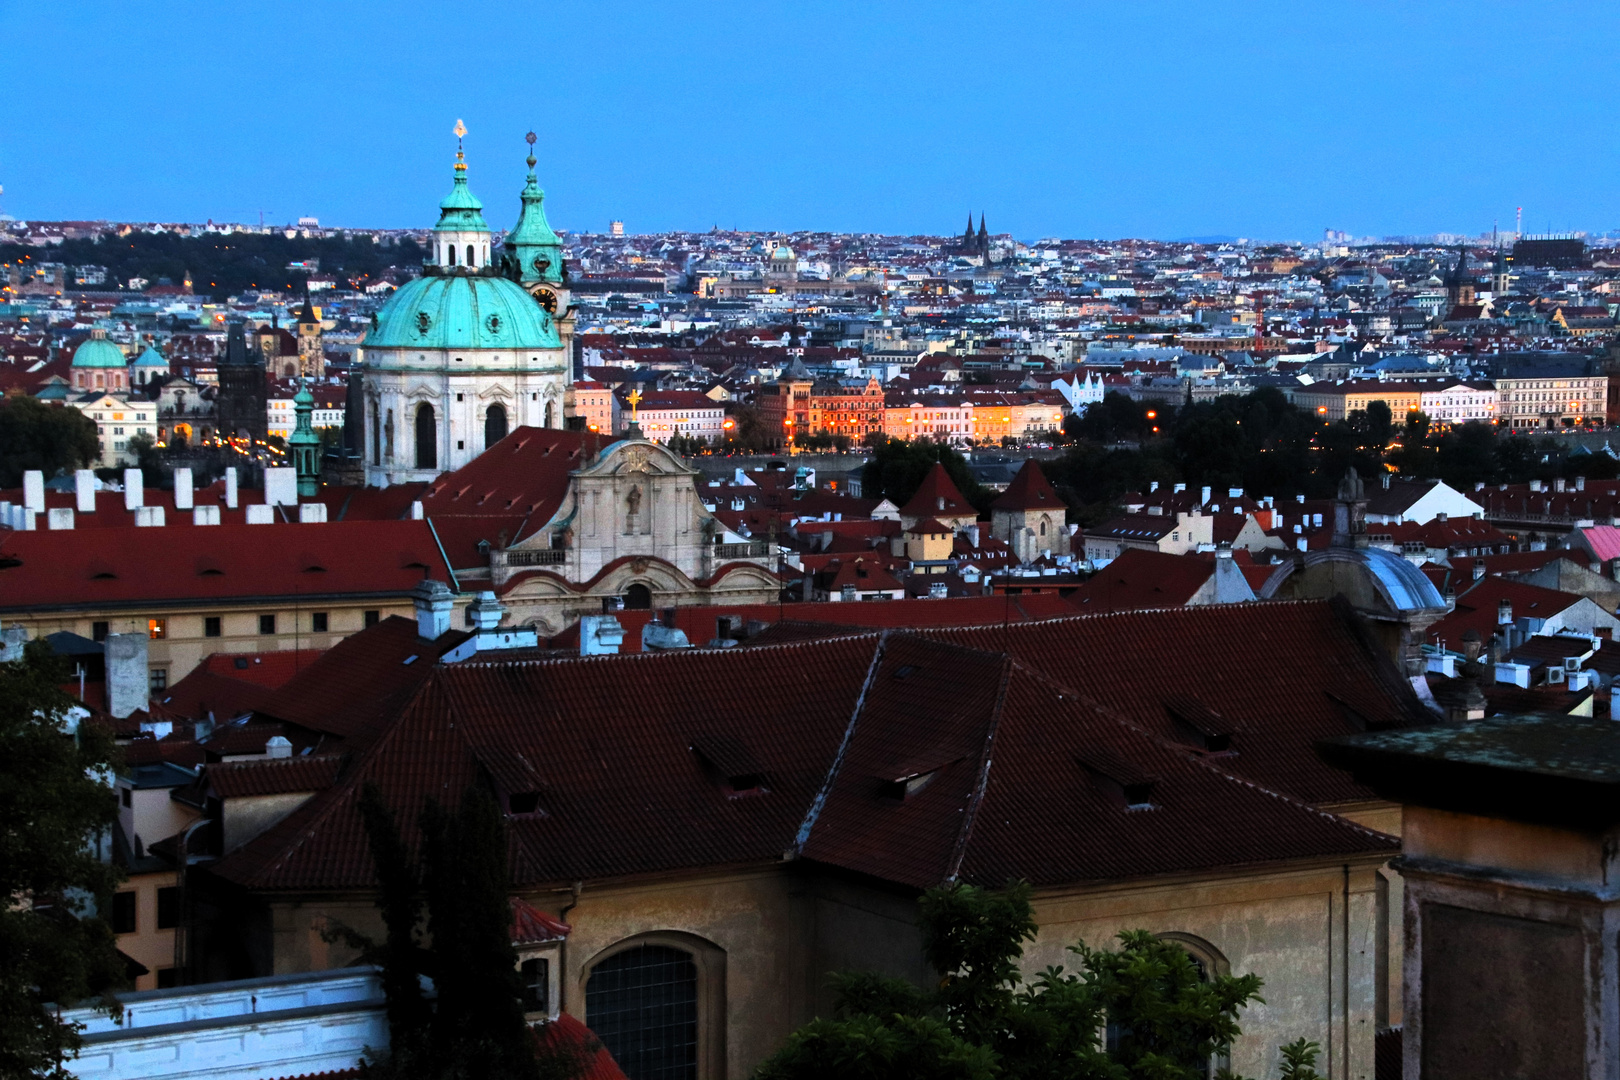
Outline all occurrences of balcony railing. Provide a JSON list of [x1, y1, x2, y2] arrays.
[[714, 540, 771, 559], [505, 549, 567, 567]]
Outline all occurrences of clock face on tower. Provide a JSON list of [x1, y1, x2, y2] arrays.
[[534, 288, 557, 314]]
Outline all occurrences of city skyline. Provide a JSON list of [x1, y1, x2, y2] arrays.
[[5, 1, 1619, 241]]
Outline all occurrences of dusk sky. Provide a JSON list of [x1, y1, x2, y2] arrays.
[[4, 1, 1616, 241]]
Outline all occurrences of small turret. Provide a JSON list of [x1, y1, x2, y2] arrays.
[[288, 379, 322, 498]]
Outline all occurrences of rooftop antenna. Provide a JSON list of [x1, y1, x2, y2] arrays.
[[1515, 206, 1522, 240]]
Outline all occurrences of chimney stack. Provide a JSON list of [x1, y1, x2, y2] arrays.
[[123, 468, 143, 510], [105, 633, 149, 719], [22, 470, 44, 514], [225, 467, 239, 509], [173, 467, 194, 510], [75, 470, 96, 513], [265, 735, 293, 759], [1498, 599, 1513, 626], [410, 579, 455, 641], [1200, 486, 1211, 505]]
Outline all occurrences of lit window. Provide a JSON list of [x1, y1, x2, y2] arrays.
[[148, 618, 167, 640]]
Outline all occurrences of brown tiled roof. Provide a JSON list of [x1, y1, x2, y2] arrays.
[[255, 616, 469, 746], [213, 607, 1406, 895], [207, 754, 344, 798], [989, 459, 1061, 511], [927, 599, 1430, 805]]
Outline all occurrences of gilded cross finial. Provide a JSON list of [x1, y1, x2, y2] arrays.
[[525, 129, 537, 170], [627, 387, 643, 423], [453, 119, 467, 171]]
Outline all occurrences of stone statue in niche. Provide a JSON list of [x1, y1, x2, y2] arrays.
[[625, 484, 642, 533]]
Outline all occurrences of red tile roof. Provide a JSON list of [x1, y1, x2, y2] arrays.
[[509, 896, 570, 945], [989, 459, 1061, 511], [1427, 577, 1590, 646], [531, 1014, 628, 1080], [211, 602, 1410, 896], [899, 463, 976, 521], [1066, 549, 1213, 612], [417, 427, 598, 568], [0, 521, 452, 614], [207, 754, 343, 798]]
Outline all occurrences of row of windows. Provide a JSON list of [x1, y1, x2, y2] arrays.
[[94, 609, 382, 644]]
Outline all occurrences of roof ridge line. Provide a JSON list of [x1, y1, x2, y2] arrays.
[[791, 630, 890, 856], [944, 654, 1013, 884]]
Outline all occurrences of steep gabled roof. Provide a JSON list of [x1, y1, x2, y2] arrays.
[[899, 463, 976, 521], [989, 459, 1060, 512], [417, 426, 596, 567], [1066, 549, 1213, 612]]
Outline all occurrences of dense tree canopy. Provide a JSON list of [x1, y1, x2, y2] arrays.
[[0, 397, 99, 488], [1048, 389, 1611, 525], [862, 437, 991, 513], [0, 231, 426, 301], [0, 641, 125, 1079]]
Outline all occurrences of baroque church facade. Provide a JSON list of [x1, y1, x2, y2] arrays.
[[359, 137, 574, 486]]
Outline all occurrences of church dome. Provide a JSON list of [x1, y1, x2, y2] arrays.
[[365, 273, 561, 351], [771, 245, 795, 262], [72, 328, 127, 368]]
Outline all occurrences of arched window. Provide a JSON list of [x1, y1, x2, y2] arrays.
[[586, 943, 697, 1080], [466, 244, 476, 267], [446, 244, 456, 266], [384, 409, 395, 462], [371, 404, 381, 465], [415, 403, 437, 469], [485, 402, 508, 447], [623, 583, 652, 610], [544, 401, 554, 428]]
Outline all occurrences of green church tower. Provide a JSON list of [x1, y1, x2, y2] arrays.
[[502, 131, 567, 310], [288, 379, 322, 497]]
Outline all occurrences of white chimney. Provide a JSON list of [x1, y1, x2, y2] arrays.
[[173, 467, 194, 510], [22, 470, 44, 513], [411, 579, 455, 640], [264, 468, 297, 507], [47, 508, 74, 530], [193, 505, 221, 526], [225, 467, 239, 509], [580, 614, 626, 655], [123, 468, 143, 510], [1577, 476, 1587, 492], [265, 735, 293, 759], [105, 633, 149, 719], [245, 504, 274, 524], [411, 500, 425, 520], [75, 469, 96, 513], [298, 503, 328, 523], [1201, 486, 1211, 505]]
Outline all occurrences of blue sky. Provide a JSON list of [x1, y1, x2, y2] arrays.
[[3, 1, 1616, 241]]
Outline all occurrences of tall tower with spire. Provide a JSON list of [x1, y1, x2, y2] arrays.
[[295, 289, 324, 378], [288, 379, 322, 497], [502, 130, 573, 360]]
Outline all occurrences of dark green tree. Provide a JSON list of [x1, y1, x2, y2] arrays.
[[861, 438, 990, 513], [756, 881, 1266, 1080], [0, 641, 126, 1079], [350, 784, 585, 1080], [0, 397, 99, 489]]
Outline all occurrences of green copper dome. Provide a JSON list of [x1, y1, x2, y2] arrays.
[[133, 345, 167, 368], [364, 273, 561, 351], [72, 329, 128, 368]]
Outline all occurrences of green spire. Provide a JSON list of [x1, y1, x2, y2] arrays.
[[434, 129, 490, 234], [289, 378, 322, 497], [504, 130, 564, 284]]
